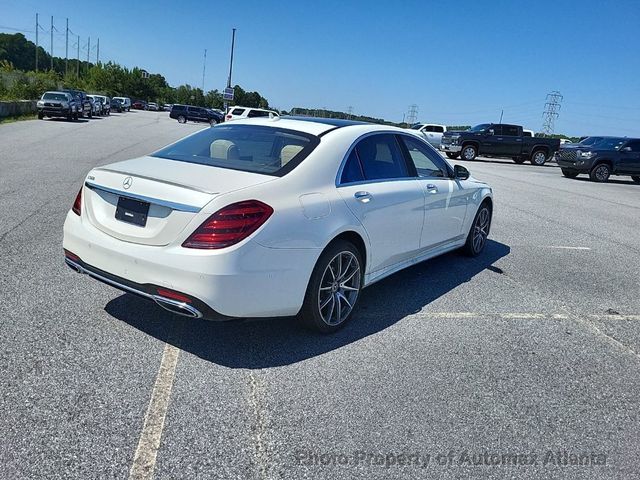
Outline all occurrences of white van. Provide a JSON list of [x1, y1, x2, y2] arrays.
[[409, 123, 447, 148], [112, 97, 131, 112]]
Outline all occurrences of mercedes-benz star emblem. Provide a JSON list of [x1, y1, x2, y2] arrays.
[[123, 176, 133, 190]]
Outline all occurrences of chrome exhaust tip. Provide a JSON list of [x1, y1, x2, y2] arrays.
[[153, 296, 203, 318]]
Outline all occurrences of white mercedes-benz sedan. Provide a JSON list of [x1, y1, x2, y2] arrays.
[[63, 117, 493, 332]]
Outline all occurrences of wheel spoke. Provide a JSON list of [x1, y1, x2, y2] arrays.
[[335, 293, 342, 322], [340, 284, 359, 292], [340, 266, 360, 284], [337, 256, 353, 281], [337, 291, 353, 310], [320, 294, 333, 310]]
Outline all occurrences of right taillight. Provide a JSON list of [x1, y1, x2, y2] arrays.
[[72, 187, 82, 215], [182, 200, 273, 249]]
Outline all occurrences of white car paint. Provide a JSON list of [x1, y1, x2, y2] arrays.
[[63, 118, 492, 324], [410, 123, 447, 148]]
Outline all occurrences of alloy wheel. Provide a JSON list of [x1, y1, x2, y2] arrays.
[[594, 165, 610, 182], [472, 207, 490, 253], [317, 251, 361, 326], [462, 146, 476, 160], [532, 151, 546, 165]]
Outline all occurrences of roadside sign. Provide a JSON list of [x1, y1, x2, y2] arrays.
[[223, 87, 234, 101]]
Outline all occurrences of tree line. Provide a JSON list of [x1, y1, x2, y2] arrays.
[[0, 33, 270, 109]]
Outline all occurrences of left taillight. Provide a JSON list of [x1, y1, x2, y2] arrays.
[[72, 187, 82, 215], [182, 200, 273, 249]]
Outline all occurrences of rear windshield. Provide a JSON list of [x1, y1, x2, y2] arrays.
[[43, 93, 68, 101], [152, 124, 319, 176]]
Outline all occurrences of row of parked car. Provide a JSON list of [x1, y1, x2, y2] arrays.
[[36, 90, 132, 121], [168, 104, 280, 126], [409, 121, 639, 184]]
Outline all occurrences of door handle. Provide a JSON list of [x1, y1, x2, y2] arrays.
[[426, 184, 438, 193], [354, 191, 372, 203]]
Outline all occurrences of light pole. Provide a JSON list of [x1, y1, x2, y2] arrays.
[[223, 28, 236, 113]]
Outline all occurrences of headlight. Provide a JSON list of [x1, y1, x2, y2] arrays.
[[577, 150, 594, 159], [37, 100, 44, 107]]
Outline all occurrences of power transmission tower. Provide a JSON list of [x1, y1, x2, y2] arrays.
[[406, 104, 419, 126], [347, 106, 353, 119], [86, 37, 90, 65], [96, 38, 99, 64], [541, 91, 563, 136]]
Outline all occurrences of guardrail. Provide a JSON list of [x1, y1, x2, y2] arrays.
[[0, 100, 37, 118]]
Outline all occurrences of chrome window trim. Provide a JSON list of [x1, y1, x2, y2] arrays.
[[84, 181, 201, 213]]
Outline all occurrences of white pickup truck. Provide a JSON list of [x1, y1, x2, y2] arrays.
[[409, 123, 447, 148]]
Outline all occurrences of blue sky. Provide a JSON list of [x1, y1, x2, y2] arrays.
[[2, 0, 639, 136]]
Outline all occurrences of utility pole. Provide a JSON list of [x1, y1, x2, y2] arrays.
[[541, 91, 563, 136], [96, 38, 100, 64], [224, 28, 236, 112], [50, 16, 54, 70], [201, 48, 207, 92], [35, 13, 39, 72], [65, 18, 69, 75], [76, 35, 80, 78]]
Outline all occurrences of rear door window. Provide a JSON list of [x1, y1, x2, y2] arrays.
[[502, 125, 519, 136], [231, 108, 245, 116], [354, 134, 410, 181]]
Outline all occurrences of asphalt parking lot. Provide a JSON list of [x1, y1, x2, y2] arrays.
[[1, 111, 639, 480]]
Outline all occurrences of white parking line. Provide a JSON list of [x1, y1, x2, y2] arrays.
[[543, 246, 592, 250], [410, 312, 640, 321], [129, 343, 180, 480]]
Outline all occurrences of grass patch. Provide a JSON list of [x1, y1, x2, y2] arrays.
[[0, 112, 38, 124]]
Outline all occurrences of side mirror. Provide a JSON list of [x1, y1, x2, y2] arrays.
[[621, 146, 632, 152], [454, 164, 470, 180]]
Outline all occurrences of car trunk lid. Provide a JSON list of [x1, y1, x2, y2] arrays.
[[83, 156, 275, 246]]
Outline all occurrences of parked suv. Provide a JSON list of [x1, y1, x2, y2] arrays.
[[225, 106, 279, 121], [441, 123, 560, 165], [62, 89, 92, 118], [556, 137, 640, 183], [170, 104, 223, 125], [112, 97, 131, 111], [37, 91, 78, 121]]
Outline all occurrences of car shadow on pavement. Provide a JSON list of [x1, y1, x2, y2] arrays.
[[105, 239, 510, 369]]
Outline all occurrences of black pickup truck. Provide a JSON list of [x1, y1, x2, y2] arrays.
[[440, 123, 561, 165]]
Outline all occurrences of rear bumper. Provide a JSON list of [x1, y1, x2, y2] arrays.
[[62, 210, 320, 318]]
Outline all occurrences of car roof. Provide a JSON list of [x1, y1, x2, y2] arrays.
[[227, 116, 403, 137]]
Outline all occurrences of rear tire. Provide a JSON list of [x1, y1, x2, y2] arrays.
[[461, 144, 478, 161], [562, 168, 579, 178], [462, 202, 492, 257], [446, 152, 459, 159], [589, 163, 611, 182], [530, 150, 548, 165], [299, 240, 363, 333], [178, 115, 186, 124], [209, 118, 218, 126], [632, 176, 640, 184]]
